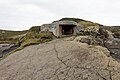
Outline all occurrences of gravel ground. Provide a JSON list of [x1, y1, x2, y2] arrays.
[[0, 37, 120, 80]]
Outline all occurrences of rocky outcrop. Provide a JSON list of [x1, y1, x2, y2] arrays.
[[0, 38, 120, 80], [100, 26, 120, 39], [74, 27, 120, 62], [113, 32, 120, 39], [96, 28, 120, 61]]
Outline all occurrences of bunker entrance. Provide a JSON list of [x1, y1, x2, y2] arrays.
[[61, 25, 75, 35]]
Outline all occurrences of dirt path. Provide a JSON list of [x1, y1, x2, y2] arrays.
[[0, 37, 120, 80]]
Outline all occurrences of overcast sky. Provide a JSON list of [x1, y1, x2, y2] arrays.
[[0, 0, 120, 30]]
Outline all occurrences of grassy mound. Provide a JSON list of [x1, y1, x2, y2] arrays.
[[15, 26, 53, 50], [19, 31, 55, 48], [59, 18, 102, 28]]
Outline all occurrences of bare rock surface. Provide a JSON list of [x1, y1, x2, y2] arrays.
[[0, 38, 120, 80]]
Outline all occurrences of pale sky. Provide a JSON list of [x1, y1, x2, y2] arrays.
[[0, 0, 120, 30]]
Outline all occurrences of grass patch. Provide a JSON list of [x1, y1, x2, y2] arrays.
[[89, 45, 96, 48], [0, 30, 27, 43]]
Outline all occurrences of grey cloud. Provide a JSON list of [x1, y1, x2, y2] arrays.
[[0, 0, 120, 30]]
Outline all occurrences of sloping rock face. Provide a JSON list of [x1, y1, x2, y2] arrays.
[[0, 38, 120, 80]]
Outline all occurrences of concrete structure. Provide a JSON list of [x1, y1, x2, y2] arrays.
[[41, 20, 83, 37]]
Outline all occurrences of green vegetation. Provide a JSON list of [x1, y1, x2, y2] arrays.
[[0, 30, 27, 37], [79, 21, 99, 28], [19, 31, 55, 48], [0, 30, 27, 43], [29, 26, 40, 33], [21, 26, 54, 44]]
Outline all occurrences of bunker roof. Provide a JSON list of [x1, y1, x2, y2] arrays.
[[52, 20, 77, 25]]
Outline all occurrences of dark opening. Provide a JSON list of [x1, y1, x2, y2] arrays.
[[61, 25, 75, 35]]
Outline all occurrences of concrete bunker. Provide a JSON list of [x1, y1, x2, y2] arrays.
[[60, 25, 75, 35], [40, 20, 83, 37]]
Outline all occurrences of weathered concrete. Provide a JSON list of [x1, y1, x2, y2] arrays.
[[40, 21, 83, 37]]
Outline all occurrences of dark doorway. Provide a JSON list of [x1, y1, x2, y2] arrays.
[[61, 25, 74, 35]]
